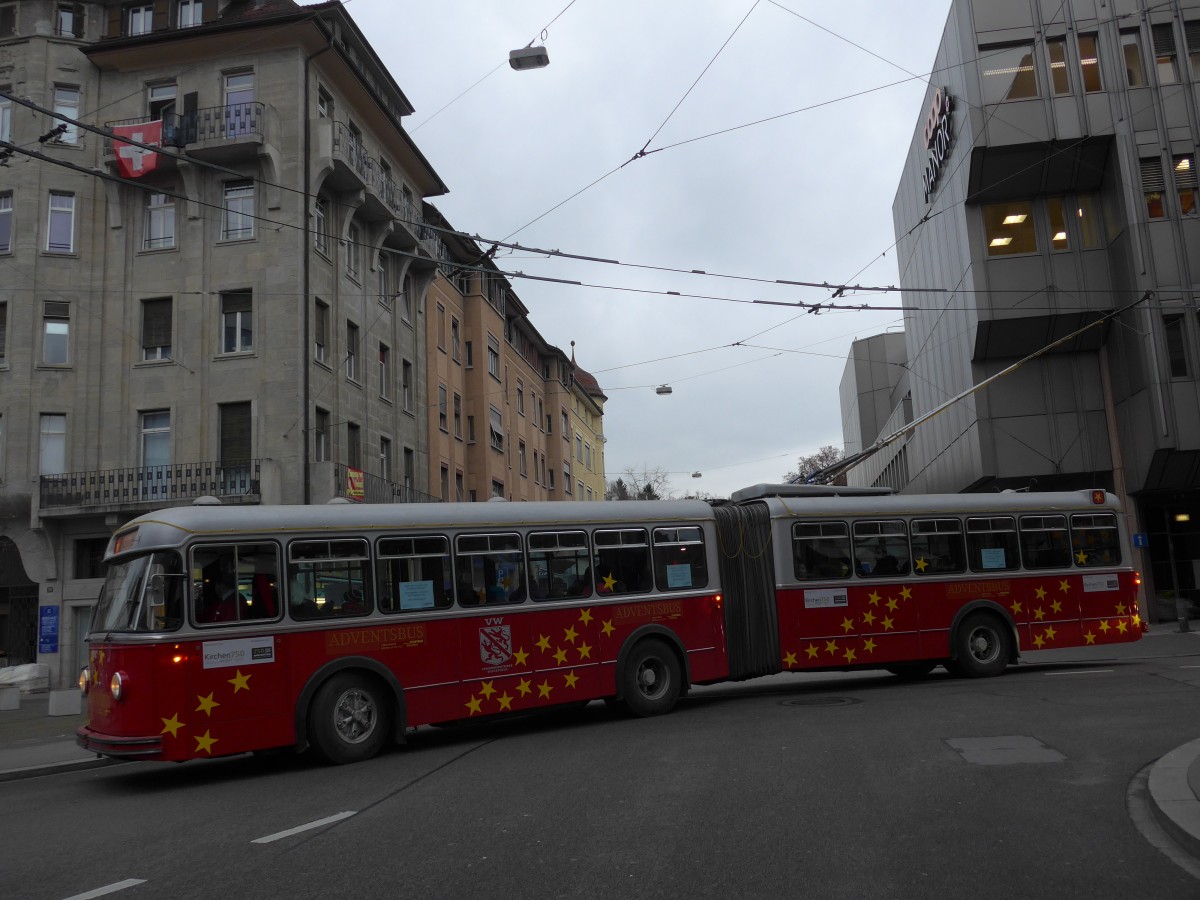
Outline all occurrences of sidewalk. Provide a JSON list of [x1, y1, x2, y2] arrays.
[[0, 692, 120, 782]]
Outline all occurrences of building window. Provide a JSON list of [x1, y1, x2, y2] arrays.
[[402, 359, 413, 411], [1121, 31, 1146, 86], [314, 408, 330, 462], [177, 0, 202, 27], [1153, 23, 1179, 84], [0, 90, 11, 141], [314, 299, 328, 363], [141, 410, 170, 468], [456, 471, 464, 501], [980, 43, 1038, 103], [52, 85, 79, 143], [314, 196, 329, 254], [491, 480, 504, 500], [221, 181, 254, 240], [451, 317, 461, 361], [223, 72, 254, 136], [0, 192, 11, 253], [220, 290, 252, 353], [517, 381, 525, 415], [347, 422, 361, 469], [982, 201, 1037, 256], [404, 448, 415, 499], [143, 192, 175, 250], [39, 414, 66, 475], [465, 340, 473, 367], [561, 409, 569, 436], [47, 191, 75, 253], [519, 440, 527, 476], [0, 300, 7, 365], [0, 5, 14, 38], [1076, 194, 1103, 248], [55, 4, 84, 37], [317, 87, 332, 118], [128, 4, 153, 35], [74, 538, 108, 579], [487, 334, 500, 378], [453, 393, 462, 438], [1077, 34, 1102, 92], [400, 274, 413, 322], [377, 252, 392, 306], [437, 303, 446, 350], [440, 466, 449, 502], [379, 343, 391, 398], [346, 321, 359, 381], [1188, 21, 1200, 78], [467, 415, 475, 443], [1174, 155, 1197, 216], [380, 437, 392, 481], [564, 463, 572, 494], [141, 297, 172, 360], [439, 384, 448, 432], [42, 301, 70, 365], [489, 406, 504, 452], [576, 434, 584, 462], [1141, 157, 1166, 219], [1164, 313, 1189, 378], [1046, 198, 1069, 251], [346, 220, 360, 279], [1046, 38, 1069, 95]]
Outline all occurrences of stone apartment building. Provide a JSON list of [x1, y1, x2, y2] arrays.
[[0, 0, 605, 686]]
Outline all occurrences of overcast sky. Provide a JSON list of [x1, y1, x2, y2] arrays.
[[317, 0, 953, 499]]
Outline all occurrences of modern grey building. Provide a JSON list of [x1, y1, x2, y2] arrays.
[[840, 0, 1200, 620]]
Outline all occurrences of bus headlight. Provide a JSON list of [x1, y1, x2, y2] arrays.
[[110, 671, 127, 701], [78, 667, 89, 695]]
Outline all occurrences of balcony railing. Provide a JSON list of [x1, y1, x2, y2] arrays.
[[334, 464, 441, 504], [104, 102, 265, 148], [333, 120, 375, 181], [104, 112, 190, 149], [39, 460, 262, 510]]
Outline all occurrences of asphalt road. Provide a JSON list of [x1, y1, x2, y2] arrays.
[[8, 634, 1200, 899]]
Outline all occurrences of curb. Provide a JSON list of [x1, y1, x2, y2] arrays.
[[0, 756, 124, 784], [1148, 737, 1200, 858]]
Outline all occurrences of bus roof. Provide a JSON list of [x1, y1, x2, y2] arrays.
[[753, 489, 1119, 519]]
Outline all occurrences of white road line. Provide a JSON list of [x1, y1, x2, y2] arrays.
[[63, 879, 147, 900], [1045, 669, 1114, 676], [252, 811, 356, 844]]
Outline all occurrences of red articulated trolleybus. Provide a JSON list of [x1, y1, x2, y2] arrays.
[[77, 485, 1143, 765]]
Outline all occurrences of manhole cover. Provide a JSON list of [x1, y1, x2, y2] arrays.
[[780, 696, 861, 707]]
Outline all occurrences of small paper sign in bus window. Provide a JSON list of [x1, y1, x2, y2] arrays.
[[666, 564, 692, 589], [980, 548, 1006, 569], [400, 581, 436, 610]]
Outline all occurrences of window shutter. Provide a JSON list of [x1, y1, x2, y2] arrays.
[[219, 402, 252, 465], [44, 300, 70, 318], [72, 4, 85, 37], [1186, 21, 1200, 53], [142, 298, 171, 347], [221, 290, 252, 314], [1152, 23, 1176, 55], [202, 0, 218, 24], [1141, 157, 1165, 191], [106, 4, 120, 37], [152, 0, 169, 32]]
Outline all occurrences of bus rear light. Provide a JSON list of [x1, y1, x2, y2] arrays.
[[1134, 571, 1143, 588], [713, 593, 723, 609], [110, 671, 127, 701]]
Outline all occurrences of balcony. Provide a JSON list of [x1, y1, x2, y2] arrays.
[[329, 120, 376, 191], [333, 464, 441, 504], [103, 103, 273, 166], [39, 460, 262, 513]]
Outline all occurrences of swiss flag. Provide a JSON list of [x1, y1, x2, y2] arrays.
[[112, 120, 162, 178]]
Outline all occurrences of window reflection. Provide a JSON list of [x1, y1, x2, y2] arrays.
[[983, 201, 1037, 256], [981, 44, 1039, 103]]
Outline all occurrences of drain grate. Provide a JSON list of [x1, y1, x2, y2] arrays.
[[780, 696, 861, 707]]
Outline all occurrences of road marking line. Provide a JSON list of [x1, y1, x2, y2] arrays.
[[252, 811, 356, 844], [64, 879, 147, 900], [1045, 669, 1113, 676]]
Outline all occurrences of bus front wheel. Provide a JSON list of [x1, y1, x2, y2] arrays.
[[308, 673, 392, 764], [951, 612, 1011, 678], [620, 638, 682, 717]]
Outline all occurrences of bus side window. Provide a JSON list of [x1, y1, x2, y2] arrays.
[[191, 543, 280, 625], [792, 521, 851, 581], [852, 520, 910, 578], [652, 526, 708, 591], [594, 528, 651, 595], [1070, 513, 1121, 567], [966, 517, 1019, 572], [1019, 515, 1072, 569], [454, 533, 525, 607], [527, 531, 591, 601], [911, 518, 966, 575], [376, 535, 453, 613], [288, 539, 372, 619]]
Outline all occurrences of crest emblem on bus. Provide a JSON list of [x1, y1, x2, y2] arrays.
[[479, 624, 513, 667]]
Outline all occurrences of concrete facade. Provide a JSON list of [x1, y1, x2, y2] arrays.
[[840, 0, 1200, 621]]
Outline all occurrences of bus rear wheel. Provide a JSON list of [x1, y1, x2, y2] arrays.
[[308, 673, 391, 764], [621, 638, 682, 717], [952, 612, 1011, 678]]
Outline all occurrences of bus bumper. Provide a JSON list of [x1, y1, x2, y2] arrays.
[[76, 726, 163, 758]]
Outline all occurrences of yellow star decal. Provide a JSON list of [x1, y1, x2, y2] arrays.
[[868, 591, 881, 606], [843, 646, 857, 663], [899, 586, 912, 601], [886, 597, 899, 611], [479, 680, 497, 699], [805, 644, 820, 660], [513, 647, 530, 666], [1076, 550, 1088, 565], [538, 680, 553, 699], [882, 616, 895, 631], [915, 558, 928, 572], [536, 634, 551, 652], [579, 609, 593, 625], [577, 642, 592, 660], [1084, 630, 1096, 645], [1114, 602, 1127, 615], [862, 610, 877, 626], [862, 638, 877, 654], [553, 647, 569, 665], [1116, 619, 1128, 634], [602, 574, 617, 591], [1033, 633, 1045, 649], [1133, 613, 1142, 628], [196, 693, 220, 717], [1033, 607, 1045, 621], [194, 730, 217, 755], [1098, 619, 1111, 633], [160, 714, 184, 737], [1011, 600, 1023, 614], [825, 639, 838, 655], [1050, 600, 1062, 614], [563, 671, 579, 689], [601, 620, 615, 637], [497, 692, 513, 711], [228, 670, 251, 694], [783, 651, 798, 668], [841, 617, 855, 634], [1035, 586, 1047, 601], [1043, 625, 1057, 642], [516, 679, 533, 696], [563, 626, 578, 644], [465, 696, 482, 715], [1058, 579, 1070, 593]]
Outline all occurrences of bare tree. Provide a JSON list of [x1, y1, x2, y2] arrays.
[[783, 444, 845, 483], [607, 466, 673, 500]]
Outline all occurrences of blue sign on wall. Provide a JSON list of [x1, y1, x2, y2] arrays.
[[1133, 533, 1149, 549], [39, 606, 59, 654]]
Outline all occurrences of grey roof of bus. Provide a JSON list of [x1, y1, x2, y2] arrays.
[[760, 488, 1118, 519]]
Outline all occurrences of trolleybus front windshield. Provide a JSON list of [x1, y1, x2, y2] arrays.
[[93, 552, 186, 633]]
